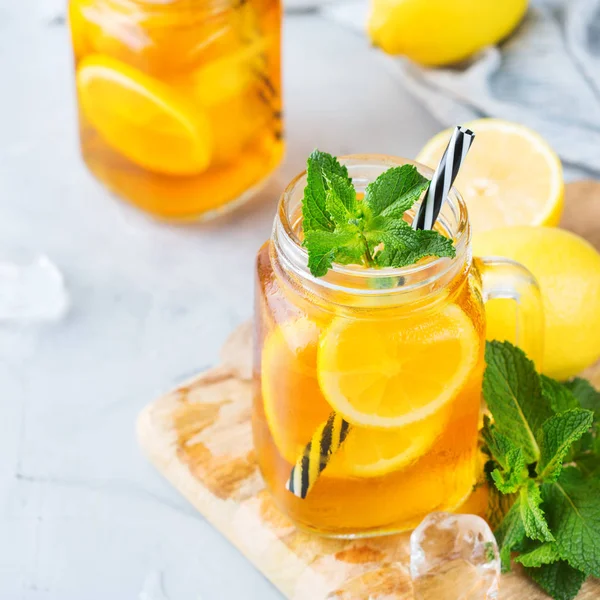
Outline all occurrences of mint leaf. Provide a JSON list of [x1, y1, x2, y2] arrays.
[[368, 219, 455, 268], [564, 377, 600, 414], [304, 230, 360, 277], [542, 376, 596, 458], [495, 497, 526, 571], [543, 467, 600, 577], [537, 409, 594, 482], [520, 479, 554, 542], [482, 416, 516, 470], [565, 377, 600, 454], [301, 152, 457, 277], [324, 173, 357, 220], [526, 561, 586, 600], [334, 242, 368, 266], [541, 375, 580, 414], [302, 150, 349, 233], [484, 341, 552, 463], [364, 165, 428, 217], [324, 188, 355, 228], [515, 542, 560, 567], [491, 447, 527, 494], [577, 454, 600, 478], [403, 229, 456, 266], [367, 218, 416, 267], [482, 342, 599, 594]]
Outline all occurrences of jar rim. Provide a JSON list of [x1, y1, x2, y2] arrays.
[[273, 154, 471, 297]]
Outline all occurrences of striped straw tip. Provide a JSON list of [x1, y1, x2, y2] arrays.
[[413, 125, 475, 232], [286, 469, 307, 499], [285, 413, 351, 501]]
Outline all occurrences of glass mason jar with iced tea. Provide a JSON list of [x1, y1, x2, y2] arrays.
[[69, 0, 283, 220], [253, 156, 544, 537]]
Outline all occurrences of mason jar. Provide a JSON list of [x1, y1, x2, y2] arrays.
[[69, 0, 283, 220], [253, 155, 544, 537]]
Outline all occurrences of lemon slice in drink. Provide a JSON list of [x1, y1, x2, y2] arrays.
[[178, 40, 266, 108], [261, 318, 333, 462], [76, 54, 212, 175], [317, 305, 479, 429], [261, 317, 454, 477], [416, 119, 564, 234], [326, 416, 447, 478]]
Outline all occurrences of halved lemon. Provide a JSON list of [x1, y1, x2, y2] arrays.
[[317, 305, 479, 429], [76, 54, 212, 175], [261, 317, 457, 477], [416, 119, 564, 234]]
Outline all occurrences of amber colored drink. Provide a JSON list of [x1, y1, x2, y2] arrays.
[[69, 0, 283, 220], [252, 156, 544, 537], [254, 250, 485, 536]]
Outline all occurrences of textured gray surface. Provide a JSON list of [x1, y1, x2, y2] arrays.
[[0, 2, 441, 599]]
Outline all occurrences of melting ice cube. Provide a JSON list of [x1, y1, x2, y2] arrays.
[[410, 512, 500, 600], [0, 255, 68, 323]]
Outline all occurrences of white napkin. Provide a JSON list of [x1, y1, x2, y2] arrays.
[[322, 0, 600, 180]]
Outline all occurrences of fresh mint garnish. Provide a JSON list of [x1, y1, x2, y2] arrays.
[[483, 341, 552, 463], [526, 561, 587, 600], [482, 340, 600, 600], [302, 150, 347, 234], [515, 542, 560, 568], [301, 150, 455, 276], [537, 409, 594, 482], [490, 445, 526, 494], [520, 479, 555, 543], [542, 467, 600, 578], [541, 375, 581, 414]]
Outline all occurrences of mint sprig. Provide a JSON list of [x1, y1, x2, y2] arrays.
[[527, 561, 587, 600], [301, 150, 455, 276], [483, 340, 600, 600]]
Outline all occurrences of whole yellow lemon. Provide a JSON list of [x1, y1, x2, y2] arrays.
[[473, 226, 600, 380], [368, 0, 528, 66]]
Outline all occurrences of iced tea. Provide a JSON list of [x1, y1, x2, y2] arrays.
[[69, 0, 283, 220], [253, 156, 543, 537]]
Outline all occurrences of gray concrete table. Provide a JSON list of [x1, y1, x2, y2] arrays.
[[0, 2, 441, 598]]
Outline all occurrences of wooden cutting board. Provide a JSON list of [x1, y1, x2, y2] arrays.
[[137, 182, 600, 600]]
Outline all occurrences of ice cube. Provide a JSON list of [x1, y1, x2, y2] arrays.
[[410, 512, 500, 600], [0, 255, 69, 323], [139, 571, 169, 600]]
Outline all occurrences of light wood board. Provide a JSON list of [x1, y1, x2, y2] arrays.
[[137, 182, 600, 599]]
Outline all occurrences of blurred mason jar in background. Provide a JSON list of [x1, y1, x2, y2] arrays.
[[69, 0, 284, 221]]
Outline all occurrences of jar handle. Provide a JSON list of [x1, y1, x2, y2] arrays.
[[475, 256, 545, 369]]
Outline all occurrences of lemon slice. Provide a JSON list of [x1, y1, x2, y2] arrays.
[[76, 54, 212, 175], [326, 415, 446, 478], [317, 305, 479, 429], [416, 119, 564, 234], [262, 316, 465, 478], [261, 318, 334, 461], [177, 40, 266, 108]]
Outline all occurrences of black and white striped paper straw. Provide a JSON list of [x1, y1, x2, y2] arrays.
[[286, 412, 351, 499], [413, 126, 475, 231]]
